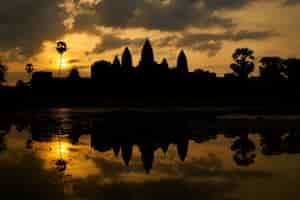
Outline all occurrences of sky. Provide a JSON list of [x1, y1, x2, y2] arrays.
[[0, 0, 300, 83]]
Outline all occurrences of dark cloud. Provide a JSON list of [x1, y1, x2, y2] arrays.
[[172, 30, 278, 56], [0, 0, 67, 58], [90, 30, 277, 57], [91, 34, 144, 54], [73, 0, 256, 32], [284, 0, 300, 5], [68, 59, 81, 64], [0, 0, 291, 63]]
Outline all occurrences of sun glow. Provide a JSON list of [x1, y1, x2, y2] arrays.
[[54, 142, 69, 155], [57, 57, 68, 69]]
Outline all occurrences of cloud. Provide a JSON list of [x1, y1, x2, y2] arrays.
[[91, 34, 144, 54], [0, 0, 295, 69], [73, 0, 257, 32], [89, 30, 277, 57], [172, 30, 278, 56], [0, 0, 67, 58], [284, 0, 300, 5], [68, 59, 81, 64]]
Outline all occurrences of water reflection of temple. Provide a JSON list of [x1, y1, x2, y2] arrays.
[[90, 134, 190, 173], [3, 111, 300, 172]]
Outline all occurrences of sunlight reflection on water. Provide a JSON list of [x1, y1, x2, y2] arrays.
[[1, 109, 300, 200]]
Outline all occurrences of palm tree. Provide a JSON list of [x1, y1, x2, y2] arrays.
[[56, 41, 67, 77], [25, 63, 34, 81]]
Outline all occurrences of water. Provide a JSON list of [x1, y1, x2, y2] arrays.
[[1, 108, 300, 200]]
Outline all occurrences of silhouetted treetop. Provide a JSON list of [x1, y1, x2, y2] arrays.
[[259, 57, 285, 80], [56, 41, 67, 55], [230, 48, 255, 79], [283, 58, 300, 80], [68, 68, 81, 80], [177, 50, 189, 73], [121, 47, 133, 72], [0, 63, 7, 85]]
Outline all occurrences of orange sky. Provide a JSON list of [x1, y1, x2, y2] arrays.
[[1, 0, 300, 84]]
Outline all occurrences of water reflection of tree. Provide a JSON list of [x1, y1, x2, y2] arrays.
[[0, 120, 11, 153], [283, 129, 300, 154], [231, 133, 256, 166]]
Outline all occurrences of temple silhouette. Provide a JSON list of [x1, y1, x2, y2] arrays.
[[0, 39, 300, 111]]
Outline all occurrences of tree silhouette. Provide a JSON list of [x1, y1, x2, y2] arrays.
[[283, 130, 300, 154], [260, 130, 285, 155], [230, 48, 255, 79], [259, 57, 285, 80], [0, 63, 7, 85], [67, 68, 80, 80], [139, 39, 155, 73], [121, 47, 133, 72], [176, 50, 189, 73], [25, 63, 34, 81], [56, 41, 67, 77], [283, 58, 300, 80]]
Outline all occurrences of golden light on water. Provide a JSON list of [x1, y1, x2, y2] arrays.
[[53, 141, 69, 156], [33, 139, 71, 170]]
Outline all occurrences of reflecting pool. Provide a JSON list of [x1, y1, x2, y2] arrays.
[[1, 109, 300, 200]]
